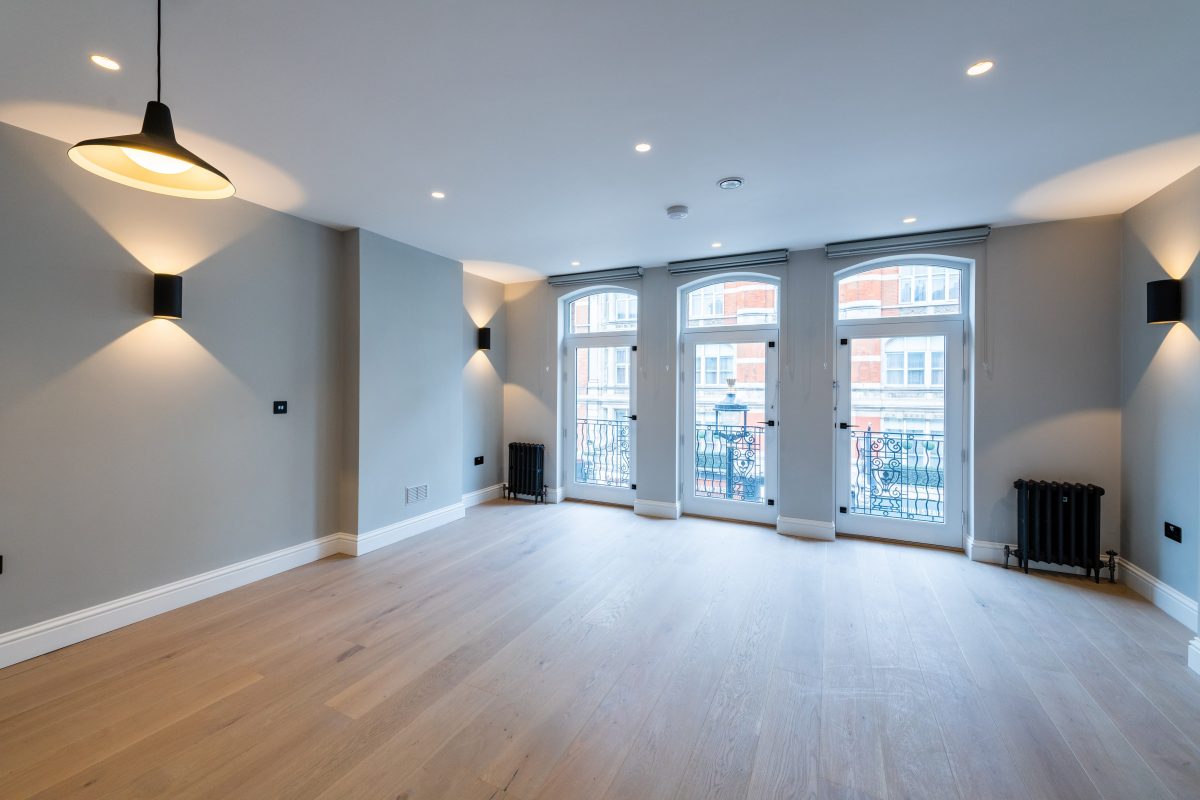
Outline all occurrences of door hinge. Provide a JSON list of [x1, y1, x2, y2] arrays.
[[769, 341, 776, 348], [962, 449, 967, 463], [840, 338, 848, 346], [632, 345, 637, 352], [839, 506, 847, 514], [631, 483, 637, 490], [768, 499, 775, 506]]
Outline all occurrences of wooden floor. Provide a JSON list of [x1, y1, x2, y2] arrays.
[[3, 502, 1200, 799]]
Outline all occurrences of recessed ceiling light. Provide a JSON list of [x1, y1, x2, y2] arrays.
[[966, 60, 994, 77], [903, 216, 918, 224], [634, 142, 652, 153], [570, 261, 581, 267], [431, 191, 445, 199], [717, 177, 743, 190], [711, 242, 723, 248], [90, 54, 121, 71]]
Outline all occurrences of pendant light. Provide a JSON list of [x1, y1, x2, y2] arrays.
[[68, 0, 234, 199]]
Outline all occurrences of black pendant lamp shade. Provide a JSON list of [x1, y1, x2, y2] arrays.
[[153, 273, 183, 318], [1146, 279, 1182, 324], [68, 0, 233, 199], [69, 101, 233, 199], [477, 327, 492, 350]]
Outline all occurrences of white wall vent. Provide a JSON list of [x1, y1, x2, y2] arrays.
[[405, 484, 429, 504]]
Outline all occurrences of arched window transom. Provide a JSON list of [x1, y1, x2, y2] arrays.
[[838, 263, 962, 320], [684, 279, 778, 329], [568, 291, 638, 335]]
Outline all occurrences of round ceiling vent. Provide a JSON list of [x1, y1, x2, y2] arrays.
[[717, 177, 744, 190], [666, 204, 689, 220]]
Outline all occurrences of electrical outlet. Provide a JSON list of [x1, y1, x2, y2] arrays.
[[273, 401, 288, 414], [1165, 522, 1182, 543], [474, 456, 485, 466]]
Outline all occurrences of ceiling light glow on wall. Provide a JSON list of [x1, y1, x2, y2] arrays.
[[711, 242, 723, 248], [431, 191, 445, 199], [634, 143, 652, 153], [90, 54, 121, 70], [570, 261, 581, 267], [1146, 279, 1182, 324], [68, 0, 233, 199], [966, 60, 995, 76], [903, 217, 918, 224], [153, 273, 182, 319]]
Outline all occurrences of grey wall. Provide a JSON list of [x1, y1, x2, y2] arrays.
[[347, 229, 463, 534], [0, 122, 343, 633], [463, 272, 507, 494], [1121, 166, 1200, 602], [503, 218, 1123, 551], [972, 218, 1123, 550]]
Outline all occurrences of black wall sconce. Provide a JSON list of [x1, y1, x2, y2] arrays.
[[1147, 279, 1182, 324], [153, 273, 182, 319], [477, 326, 492, 350]]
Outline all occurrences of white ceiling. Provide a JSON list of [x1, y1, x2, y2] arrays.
[[3, 0, 1199, 283]]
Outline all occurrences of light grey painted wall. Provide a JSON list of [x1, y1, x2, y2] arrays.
[[1121, 166, 1200, 602], [502, 218, 1123, 550], [970, 218, 1123, 550], [463, 272, 506, 493], [349, 229, 463, 534], [0, 122, 343, 633]]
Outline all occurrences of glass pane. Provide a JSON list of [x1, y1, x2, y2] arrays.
[[685, 281, 777, 328], [569, 292, 638, 334], [846, 334, 946, 522], [694, 341, 767, 502], [574, 346, 631, 487], [838, 265, 962, 319]]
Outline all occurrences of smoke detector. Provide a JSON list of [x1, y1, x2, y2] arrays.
[[717, 177, 744, 190], [666, 204, 689, 220]]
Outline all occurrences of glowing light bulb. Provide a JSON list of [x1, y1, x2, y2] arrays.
[[121, 147, 193, 174]]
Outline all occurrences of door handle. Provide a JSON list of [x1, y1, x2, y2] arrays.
[[766, 420, 776, 427], [627, 415, 637, 421], [838, 422, 849, 429]]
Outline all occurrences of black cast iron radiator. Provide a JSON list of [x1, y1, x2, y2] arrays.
[[1006, 479, 1116, 583], [505, 442, 547, 503]]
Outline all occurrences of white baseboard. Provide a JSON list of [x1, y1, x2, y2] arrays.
[[547, 486, 565, 504], [342, 502, 466, 557], [1118, 558, 1199, 632], [463, 483, 504, 508], [0, 533, 343, 670], [1189, 638, 1200, 675], [776, 516, 836, 541], [968, 538, 1099, 577], [634, 499, 682, 519], [969, 540, 1198, 634]]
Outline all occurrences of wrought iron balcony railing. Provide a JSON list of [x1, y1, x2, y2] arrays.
[[849, 428, 944, 523], [575, 418, 631, 487], [694, 423, 766, 502]]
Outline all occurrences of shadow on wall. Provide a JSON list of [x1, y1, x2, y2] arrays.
[[1014, 133, 1200, 221], [979, 409, 1122, 548]]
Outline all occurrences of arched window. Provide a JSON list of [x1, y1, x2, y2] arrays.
[[568, 291, 637, 334], [837, 261, 963, 320], [683, 278, 778, 329]]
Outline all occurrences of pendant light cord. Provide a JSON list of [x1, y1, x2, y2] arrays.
[[156, 0, 162, 102]]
